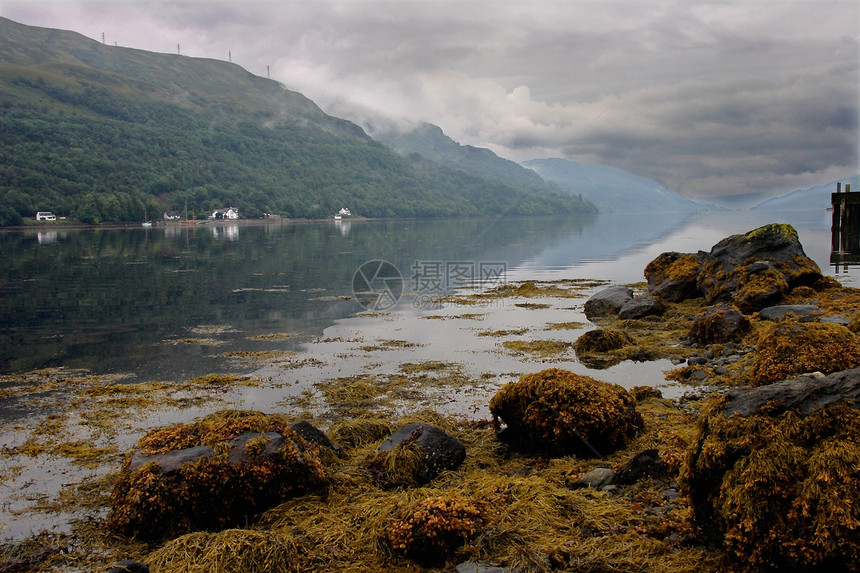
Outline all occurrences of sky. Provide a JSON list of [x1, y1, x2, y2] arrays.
[[1, 0, 858, 202]]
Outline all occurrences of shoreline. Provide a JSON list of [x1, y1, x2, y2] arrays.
[[2, 223, 859, 572]]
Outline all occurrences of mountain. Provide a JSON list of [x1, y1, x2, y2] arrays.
[[0, 18, 594, 225], [372, 122, 563, 197], [751, 175, 860, 212], [521, 158, 706, 213]]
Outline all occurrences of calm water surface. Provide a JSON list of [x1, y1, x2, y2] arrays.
[[1, 210, 855, 383]]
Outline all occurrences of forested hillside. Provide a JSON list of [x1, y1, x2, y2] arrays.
[[0, 18, 594, 225]]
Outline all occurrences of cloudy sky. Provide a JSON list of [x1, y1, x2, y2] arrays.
[[1, 0, 858, 201]]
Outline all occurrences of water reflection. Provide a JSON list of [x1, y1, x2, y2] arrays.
[[1, 210, 853, 380]]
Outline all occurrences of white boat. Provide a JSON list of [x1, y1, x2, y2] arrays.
[[142, 221, 152, 227]]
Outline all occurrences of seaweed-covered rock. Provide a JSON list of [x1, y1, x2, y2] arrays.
[[687, 303, 750, 344], [107, 410, 330, 540], [389, 495, 488, 567], [105, 560, 149, 573], [583, 286, 633, 320], [618, 294, 665, 320], [366, 423, 465, 488], [646, 224, 822, 312], [645, 252, 704, 302], [489, 369, 643, 457], [573, 328, 634, 368], [748, 320, 860, 385], [681, 370, 860, 572]]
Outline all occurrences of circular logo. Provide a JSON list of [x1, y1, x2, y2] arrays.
[[352, 260, 403, 311]]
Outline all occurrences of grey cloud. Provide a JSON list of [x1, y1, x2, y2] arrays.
[[0, 0, 857, 199]]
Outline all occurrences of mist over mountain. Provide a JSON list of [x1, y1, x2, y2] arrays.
[[751, 175, 860, 212], [0, 17, 594, 225], [521, 158, 706, 213]]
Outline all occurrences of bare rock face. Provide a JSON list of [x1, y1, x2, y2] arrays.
[[646, 224, 822, 313], [681, 370, 860, 572], [107, 411, 330, 540]]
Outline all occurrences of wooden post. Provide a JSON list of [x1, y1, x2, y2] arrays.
[[832, 182, 860, 265]]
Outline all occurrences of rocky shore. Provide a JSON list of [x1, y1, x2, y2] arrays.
[[2, 223, 859, 573]]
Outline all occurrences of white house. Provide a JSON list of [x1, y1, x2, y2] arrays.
[[36, 212, 56, 221], [210, 207, 239, 220]]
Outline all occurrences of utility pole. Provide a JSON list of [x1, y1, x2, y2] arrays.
[[177, 43, 181, 55], [102, 32, 105, 44], [228, 50, 232, 63], [267, 65, 270, 78]]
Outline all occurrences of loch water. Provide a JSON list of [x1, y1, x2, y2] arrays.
[[0, 209, 855, 386]]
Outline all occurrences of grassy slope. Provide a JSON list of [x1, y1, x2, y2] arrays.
[[0, 17, 595, 224]]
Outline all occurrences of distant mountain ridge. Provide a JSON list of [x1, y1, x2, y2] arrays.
[[521, 158, 706, 213], [751, 175, 860, 212], [0, 17, 594, 224], [373, 122, 556, 194]]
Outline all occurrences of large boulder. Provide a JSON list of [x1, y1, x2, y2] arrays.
[[489, 369, 643, 457], [107, 410, 330, 540], [365, 423, 465, 488], [681, 370, 860, 572], [646, 224, 823, 312]]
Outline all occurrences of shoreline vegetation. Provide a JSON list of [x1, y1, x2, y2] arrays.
[[2, 226, 860, 572]]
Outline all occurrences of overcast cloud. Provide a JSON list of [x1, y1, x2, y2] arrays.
[[1, 0, 858, 200]]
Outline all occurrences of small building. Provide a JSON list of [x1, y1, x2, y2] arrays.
[[36, 212, 56, 221], [163, 210, 181, 220], [210, 207, 239, 220]]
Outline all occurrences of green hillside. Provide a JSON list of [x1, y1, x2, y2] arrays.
[[0, 18, 594, 225]]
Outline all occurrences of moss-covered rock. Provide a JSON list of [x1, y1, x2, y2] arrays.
[[489, 369, 643, 457], [681, 371, 860, 572], [748, 321, 860, 386], [107, 410, 330, 540]]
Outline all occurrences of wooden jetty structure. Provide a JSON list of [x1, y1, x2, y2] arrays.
[[831, 182, 859, 265]]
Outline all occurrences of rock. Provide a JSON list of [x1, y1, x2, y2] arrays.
[[748, 321, 860, 385], [681, 369, 860, 572], [105, 561, 149, 573], [687, 303, 750, 344], [645, 252, 704, 302], [618, 294, 665, 320], [721, 368, 860, 417], [490, 369, 643, 457], [575, 467, 616, 489], [107, 410, 330, 540], [290, 420, 342, 455], [573, 328, 634, 368], [758, 304, 821, 321], [615, 449, 667, 485], [819, 313, 850, 326], [367, 423, 465, 487], [646, 224, 823, 312], [584, 286, 633, 320]]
